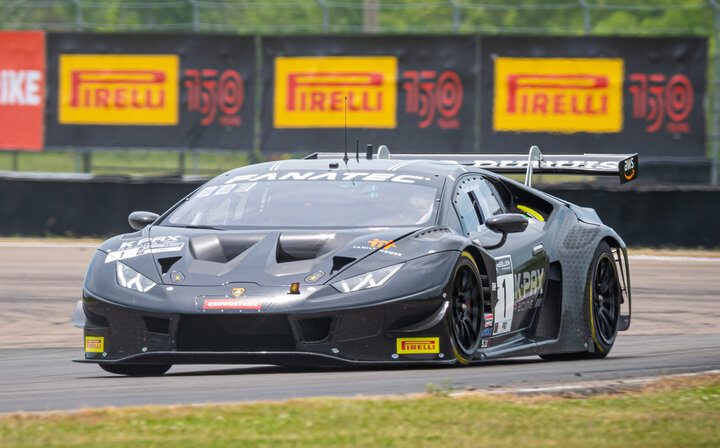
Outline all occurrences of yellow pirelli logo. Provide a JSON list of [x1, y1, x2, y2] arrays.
[[59, 54, 179, 125], [274, 56, 397, 128], [396, 337, 439, 354], [84, 336, 104, 353], [493, 57, 624, 133]]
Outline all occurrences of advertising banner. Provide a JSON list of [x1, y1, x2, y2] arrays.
[[0, 31, 45, 151], [46, 34, 255, 150], [481, 37, 707, 157], [261, 36, 477, 153]]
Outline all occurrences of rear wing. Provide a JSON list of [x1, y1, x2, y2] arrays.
[[305, 145, 639, 186]]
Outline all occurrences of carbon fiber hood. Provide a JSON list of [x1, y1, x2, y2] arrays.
[[102, 225, 430, 287]]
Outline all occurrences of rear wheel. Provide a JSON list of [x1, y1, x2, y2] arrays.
[[448, 252, 483, 365], [99, 363, 172, 376], [541, 241, 621, 361]]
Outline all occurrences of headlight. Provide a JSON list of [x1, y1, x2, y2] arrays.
[[332, 263, 403, 293], [115, 262, 156, 293]]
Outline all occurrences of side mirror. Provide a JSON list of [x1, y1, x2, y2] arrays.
[[483, 214, 528, 250], [128, 211, 159, 230], [486, 213, 529, 234]]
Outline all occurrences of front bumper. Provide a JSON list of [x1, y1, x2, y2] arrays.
[[75, 290, 455, 367]]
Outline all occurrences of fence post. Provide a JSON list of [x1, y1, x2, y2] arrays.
[[317, 0, 329, 32], [449, 0, 461, 33], [711, 1, 720, 185], [73, 0, 83, 32], [189, 0, 200, 33], [578, 0, 591, 35]]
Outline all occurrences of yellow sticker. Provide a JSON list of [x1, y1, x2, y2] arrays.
[[274, 56, 397, 128], [493, 57, 624, 133], [59, 54, 179, 125], [396, 337, 440, 354], [84, 336, 105, 353]]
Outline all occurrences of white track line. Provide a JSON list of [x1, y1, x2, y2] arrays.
[[629, 255, 720, 263]]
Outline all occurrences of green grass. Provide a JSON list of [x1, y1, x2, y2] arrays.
[[0, 150, 255, 177], [1, 376, 718, 448]]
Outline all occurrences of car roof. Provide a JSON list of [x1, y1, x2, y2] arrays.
[[218, 157, 489, 186]]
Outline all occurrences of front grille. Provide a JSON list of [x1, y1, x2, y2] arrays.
[[296, 317, 333, 343], [143, 316, 170, 334], [177, 315, 295, 352]]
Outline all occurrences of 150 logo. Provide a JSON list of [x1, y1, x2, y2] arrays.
[[183, 68, 245, 127], [402, 70, 463, 129], [59, 54, 179, 125], [274, 56, 397, 128], [493, 57, 624, 133], [628, 73, 694, 134]]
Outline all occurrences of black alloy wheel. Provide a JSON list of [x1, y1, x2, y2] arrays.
[[450, 253, 483, 361]]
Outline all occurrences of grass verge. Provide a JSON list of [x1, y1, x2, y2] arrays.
[[1, 375, 718, 448]]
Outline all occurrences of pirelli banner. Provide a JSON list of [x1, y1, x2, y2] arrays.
[[45, 34, 255, 149], [481, 36, 707, 157], [261, 36, 476, 153]]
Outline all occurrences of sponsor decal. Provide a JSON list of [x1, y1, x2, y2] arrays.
[[0, 31, 45, 150], [274, 56, 397, 128], [470, 159, 619, 171], [621, 156, 637, 183], [484, 313, 494, 328], [104, 236, 185, 263], [59, 54, 179, 125], [493, 57, 623, 133], [184, 68, 244, 127], [402, 69, 463, 129], [514, 268, 546, 302], [493, 255, 514, 335], [481, 327, 493, 338], [231, 287, 246, 297], [84, 335, 104, 353], [368, 239, 397, 250], [202, 298, 262, 311], [396, 337, 439, 354], [628, 73, 694, 134], [224, 171, 427, 185]]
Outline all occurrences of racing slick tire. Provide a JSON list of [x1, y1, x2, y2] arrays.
[[448, 251, 484, 365], [541, 241, 621, 361], [99, 363, 172, 376]]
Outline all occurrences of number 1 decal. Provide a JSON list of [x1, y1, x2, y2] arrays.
[[493, 255, 514, 335]]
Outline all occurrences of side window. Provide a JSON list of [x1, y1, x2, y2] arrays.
[[446, 206, 463, 234], [453, 177, 482, 235], [474, 179, 504, 217]]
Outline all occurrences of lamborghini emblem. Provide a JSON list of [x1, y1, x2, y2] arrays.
[[231, 287, 246, 297]]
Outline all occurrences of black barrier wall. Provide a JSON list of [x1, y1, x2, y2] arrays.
[[0, 178, 717, 247], [30, 32, 708, 159]]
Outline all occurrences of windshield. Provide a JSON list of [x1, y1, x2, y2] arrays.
[[163, 178, 440, 229]]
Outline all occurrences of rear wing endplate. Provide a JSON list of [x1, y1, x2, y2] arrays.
[[306, 145, 639, 186]]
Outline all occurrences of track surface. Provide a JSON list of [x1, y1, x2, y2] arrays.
[[0, 244, 718, 413]]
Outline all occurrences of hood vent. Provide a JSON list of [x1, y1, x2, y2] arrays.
[[275, 233, 345, 264], [189, 234, 264, 263], [158, 256, 182, 274], [332, 256, 356, 273]]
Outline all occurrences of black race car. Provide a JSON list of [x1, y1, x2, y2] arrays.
[[73, 146, 636, 376]]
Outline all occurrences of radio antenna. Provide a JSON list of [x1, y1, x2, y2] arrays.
[[343, 97, 349, 165]]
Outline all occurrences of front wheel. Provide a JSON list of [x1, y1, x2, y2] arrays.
[[448, 251, 484, 365], [99, 363, 172, 376]]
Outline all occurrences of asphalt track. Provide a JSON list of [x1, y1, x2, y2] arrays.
[[0, 244, 719, 413]]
